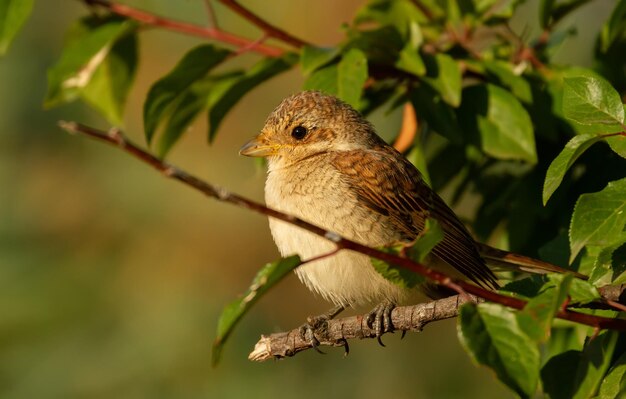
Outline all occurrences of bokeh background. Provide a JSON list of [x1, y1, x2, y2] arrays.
[[0, 1, 616, 398]]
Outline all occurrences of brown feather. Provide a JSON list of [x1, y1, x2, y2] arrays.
[[331, 147, 499, 290]]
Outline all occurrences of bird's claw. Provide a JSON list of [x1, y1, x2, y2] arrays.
[[298, 313, 330, 354], [365, 301, 396, 346], [299, 321, 325, 354]]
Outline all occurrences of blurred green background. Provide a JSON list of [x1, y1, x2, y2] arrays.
[[0, 1, 615, 398]]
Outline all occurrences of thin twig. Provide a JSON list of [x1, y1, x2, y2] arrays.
[[409, 0, 435, 21], [58, 121, 626, 333], [83, 0, 285, 57], [249, 294, 477, 361], [203, 0, 219, 29], [217, 0, 309, 48]]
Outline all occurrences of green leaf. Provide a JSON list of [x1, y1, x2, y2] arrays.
[[607, 123, 626, 159], [207, 53, 297, 142], [395, 42, 426, 77], [569, 177, 626, 263], [45, 16, 136, 109], [143, 44, 232, 143], [517, 274, 571, 342], [423, 53, 462, 107], [543, 133, 604, 205], [212, 255, 301, 366], [459, 84, 537, 163], [600, 0, 626, 52], [410, 86, 464, 144], [539, 0, 556, 28], [567, 276, 601, 304], [300, 46, 339, 75], [337, 48, 368, 108], [370, 247, 424, 289], [542, 331, 618, 399], [156, 71, 241, 156], [551, 0, 592, 26], [80, 33, 138, 125], [371, 219, 442, 289], [598, 350, 626, 399], [563, 76, 625, 126], [407, 142, 431, 185], [589, 234, 626, 285], [0, 0, 33, 55], [303, 63, 339, 95], [407, 219, 444, 262], [482, 60, 532, 103], [458, 302, 540, 397], [354, 0, 428, 35]]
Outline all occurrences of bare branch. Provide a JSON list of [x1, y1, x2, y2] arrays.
[[83, 0, 286, 57], [58, 121, 626, 333], [217, 0, 309, 48], [249, 295, 477, 361]]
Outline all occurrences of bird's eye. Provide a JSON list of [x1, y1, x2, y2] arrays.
[[291, 126, 308, 140]]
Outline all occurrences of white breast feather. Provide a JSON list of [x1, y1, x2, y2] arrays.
[[264, 162, 409, 307]]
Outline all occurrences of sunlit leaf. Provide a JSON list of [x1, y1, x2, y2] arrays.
[[300, 45, 339, 75], [570, 177, 626, 262], [563, 76, 625, 126], [303, 63, 339, 95], [482, 60, 532, 103], [143, 44, 232, 143], [459, 84, 537, 163], [598, 350, 626, 399], [45, 16, 136, 109], [337, 48, 368, 108], [517, 274, 571, 342], [423, 53, 462, 107], [0, 0, 33, 55], [543, 133, 604, 205], [81, 33, 138, 125], [396, 43, 426, 77], [458, 302, 540, 397], [212, 255, 301, 366]]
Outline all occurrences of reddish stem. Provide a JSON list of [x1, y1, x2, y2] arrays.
[[217, 0, 308, 48], [84, 0, 285, 57], [58, 121, 626, 332]]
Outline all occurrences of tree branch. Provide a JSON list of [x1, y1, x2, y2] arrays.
[[83, 0, 286, 57], [58, 121, 626, 333], [217, 0, 309, 48], [249, 294, 477, 361]]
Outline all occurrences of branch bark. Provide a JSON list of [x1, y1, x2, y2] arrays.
[[57, 121, 626, 333], [217, 0, 309, 48], [249, 294, 477, 361], [83, 0, 286, 57]]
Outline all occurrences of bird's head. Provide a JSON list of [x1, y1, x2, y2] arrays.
[[239, 91, 381, 166]]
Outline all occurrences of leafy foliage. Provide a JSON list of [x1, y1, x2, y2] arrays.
[[2, 0, 622, 396], [212, 255, 301, 365]]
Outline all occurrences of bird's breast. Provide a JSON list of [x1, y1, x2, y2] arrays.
[[264, 160, 409, 307]]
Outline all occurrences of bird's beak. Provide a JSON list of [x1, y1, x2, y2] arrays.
[[239, 135, 279, 157]]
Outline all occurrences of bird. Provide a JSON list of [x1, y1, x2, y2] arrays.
[[239, 91, 581, 344]]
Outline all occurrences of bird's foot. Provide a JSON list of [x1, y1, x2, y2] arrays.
[[298, 305, 345, 354], [365, 301, 396, 346]]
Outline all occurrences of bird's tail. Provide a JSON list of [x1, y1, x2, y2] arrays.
[[475, 242, 588, 280]]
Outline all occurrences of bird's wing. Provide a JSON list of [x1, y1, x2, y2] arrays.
[[331, 149, 499, 290]]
